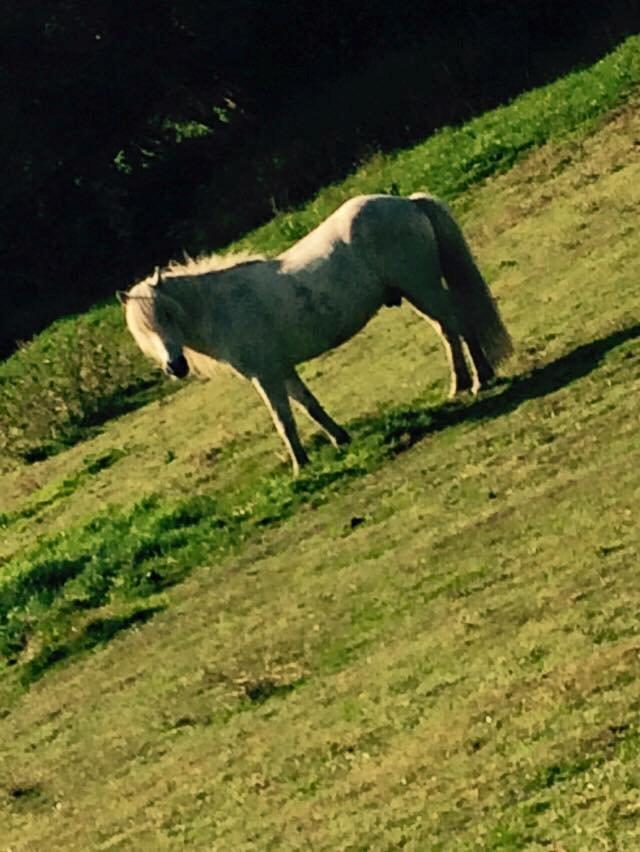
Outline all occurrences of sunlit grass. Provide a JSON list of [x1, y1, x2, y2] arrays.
[[1, 42, 640, 849]]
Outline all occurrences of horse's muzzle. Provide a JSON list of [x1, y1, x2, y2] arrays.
[[165, 354, 189, 379]]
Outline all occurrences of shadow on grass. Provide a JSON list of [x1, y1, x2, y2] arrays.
[[20, 604, 165, 686], [241, 676, 307, 705], [20, 378, 176, 464], [358, 323, 640, 453], [81, 379, 179, 429]]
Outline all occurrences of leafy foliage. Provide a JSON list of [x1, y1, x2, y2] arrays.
[[2, 2, 638, 358]]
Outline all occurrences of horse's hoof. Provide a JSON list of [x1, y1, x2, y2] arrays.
[[449, 385, 475, 400], [480, 375, 508, 391], [335, 430, 352, 446]]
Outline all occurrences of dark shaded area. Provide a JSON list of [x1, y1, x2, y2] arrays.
[[7, 784, 43, 800], [5, 783, 49, 810], [2, 1, 639, 358], [361, 323, 640, 452], [242, 676, 306, 704], [20, 605, 165, 685]]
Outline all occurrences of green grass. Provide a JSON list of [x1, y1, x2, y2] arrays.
[[1, 38, 640, 849]]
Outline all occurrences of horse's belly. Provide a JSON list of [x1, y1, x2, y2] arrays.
[[282, 291, 379, 363], [271, 242, 386, 364]]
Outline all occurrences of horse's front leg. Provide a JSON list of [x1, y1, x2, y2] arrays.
[[252, 375, 309, 475], [285, 370, 351, 448]]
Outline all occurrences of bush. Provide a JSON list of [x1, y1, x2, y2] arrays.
[[0, 305, 164, 466]]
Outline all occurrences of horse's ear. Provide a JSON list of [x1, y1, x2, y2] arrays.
[[151, 266, 164, 287], [116, 290, 129, 305]]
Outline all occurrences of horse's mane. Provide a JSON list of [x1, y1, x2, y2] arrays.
[[163, 251, 266, 278]]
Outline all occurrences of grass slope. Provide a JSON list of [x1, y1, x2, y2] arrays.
[[1, 47, 640, 849]]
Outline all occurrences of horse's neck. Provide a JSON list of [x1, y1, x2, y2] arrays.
[[164, 273, 199, 298], [168, 272, 241, 357], [164, 275, 208, 340]]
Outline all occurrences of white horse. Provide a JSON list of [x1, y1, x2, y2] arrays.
[[118, 193, 512, 474]]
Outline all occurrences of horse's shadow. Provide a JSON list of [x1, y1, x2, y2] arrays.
[[353, 322, 640, 453]]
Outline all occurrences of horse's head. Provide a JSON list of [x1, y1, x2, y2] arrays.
[[117, 268, 190, 379]]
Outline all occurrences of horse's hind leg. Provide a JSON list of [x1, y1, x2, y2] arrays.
[[285, 370, 351, 448], [252, 375, 309, 474], [404, 285, 475, 397], [463, 331, 495, 387], [439, 325, 475, 397]]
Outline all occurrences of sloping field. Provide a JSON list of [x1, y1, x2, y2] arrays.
[[1, 48, 640, 849]]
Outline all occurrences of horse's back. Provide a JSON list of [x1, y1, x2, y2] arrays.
[[278, 194, 432, 270], [277, 195, 375, 272]]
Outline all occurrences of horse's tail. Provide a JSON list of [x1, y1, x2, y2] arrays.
[[409, 192, 513, 367]]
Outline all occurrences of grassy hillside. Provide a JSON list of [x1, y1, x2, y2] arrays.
[[1, 40, 640, 849]]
